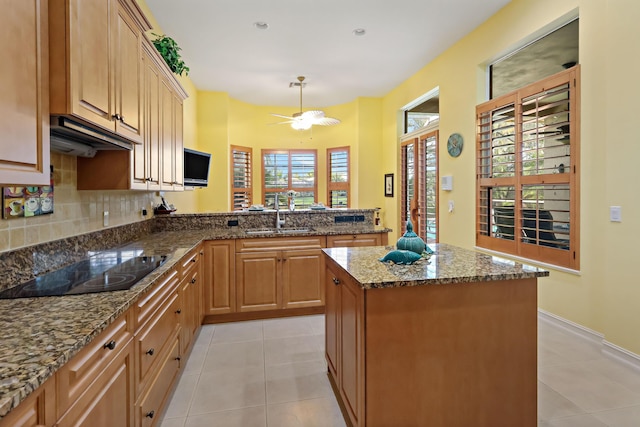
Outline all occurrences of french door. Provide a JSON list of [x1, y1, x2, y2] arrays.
[[401, 130, 439, 243]]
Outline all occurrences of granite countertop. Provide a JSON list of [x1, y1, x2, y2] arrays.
[[323, 243, 549, 290], [0, 226, 389, 419]]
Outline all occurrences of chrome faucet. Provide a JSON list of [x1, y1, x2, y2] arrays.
[[274, 193, 285, 229]]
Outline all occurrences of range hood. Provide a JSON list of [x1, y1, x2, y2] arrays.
[[50, 116, 133, 157]]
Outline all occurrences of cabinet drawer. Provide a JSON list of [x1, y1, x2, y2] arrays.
[[136, 291, 180, 396], [136, 337, 180, 427], [134, 269, 180, 330], [326, 233, 384, 248], [56, 339, 135, 427], [181, 246, 201, 280], [236, 236, 325, 252], [56, 309, 133, 416]]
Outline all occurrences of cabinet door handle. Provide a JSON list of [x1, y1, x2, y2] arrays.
[[103, 340, 117, 350], [332, 277, 340, 285], [112, 113, 122, 121], [146, 348, 155, 356], [191, 278, 196, 284], [175, 356, 181, 361], [191, 258, 197, 263], [145, 410, 155, 419], [175, 309, 182, 314]]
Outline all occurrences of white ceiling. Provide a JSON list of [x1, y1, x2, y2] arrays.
[[145, 0, 511, 108]]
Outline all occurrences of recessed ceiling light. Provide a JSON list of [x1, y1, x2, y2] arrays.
[[254, 22, 269, 30], [353, 28, 366, 36]]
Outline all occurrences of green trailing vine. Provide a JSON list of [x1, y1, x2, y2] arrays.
[[152, 33, 190, 76]]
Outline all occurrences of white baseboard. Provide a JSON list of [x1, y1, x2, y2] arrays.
[[538, 309, 640, 372]]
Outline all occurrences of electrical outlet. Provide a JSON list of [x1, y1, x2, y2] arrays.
[[228, 220, 239, 226], [103, 211, 109, 226]]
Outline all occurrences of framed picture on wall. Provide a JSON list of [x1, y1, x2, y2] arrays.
[[384, 173, 394, 197]]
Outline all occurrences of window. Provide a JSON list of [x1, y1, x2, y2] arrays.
[[401, 130, 439, 243], [231, 146, 252, 211], [490, 19, 578, 99], [262, 149, 317, 209], [476, 66, 580, 269], [327, 147, 350, 208]]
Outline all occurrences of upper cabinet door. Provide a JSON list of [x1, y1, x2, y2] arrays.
[[69, 0, 115, 130], [113, 2, 143, 144], [0, 0, 51, 186]]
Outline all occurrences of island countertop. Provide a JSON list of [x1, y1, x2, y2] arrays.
[[322, 243, 549, 290]]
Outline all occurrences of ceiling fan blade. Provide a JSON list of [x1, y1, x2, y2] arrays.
[[302, 110, 325, 119], [313, 117, 341, 126], [270, 113, 295, 120]]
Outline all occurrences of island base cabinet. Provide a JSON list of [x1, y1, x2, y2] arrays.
[[325, 256, 538, 427], [325, 259, 364, 427]]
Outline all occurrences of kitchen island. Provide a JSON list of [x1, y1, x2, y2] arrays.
[[323, 244, 549, 427]]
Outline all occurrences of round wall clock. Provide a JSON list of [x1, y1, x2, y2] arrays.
[[447, 133, 464, 157]]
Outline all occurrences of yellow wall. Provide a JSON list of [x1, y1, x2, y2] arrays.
[[194, 95, 384, 211], [376, 0, 640, 355]]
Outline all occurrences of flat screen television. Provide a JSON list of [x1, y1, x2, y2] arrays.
[[183, 148, 211, 187]]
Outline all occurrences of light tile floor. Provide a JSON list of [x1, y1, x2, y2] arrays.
[[160, 315, 640, 427]]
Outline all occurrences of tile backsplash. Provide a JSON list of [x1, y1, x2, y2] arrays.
[[0, 152, 155, 253]]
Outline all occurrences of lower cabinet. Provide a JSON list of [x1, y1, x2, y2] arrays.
[[203, 240, 235, 315], [326, 233, 387, 247], [134, 336, 180, 427], [0, 376, 56, 427], [234, 237, 326, 313], [56, 339, 135, 427]]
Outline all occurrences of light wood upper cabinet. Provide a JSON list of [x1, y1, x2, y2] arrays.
[[131, 42, 162, 190], [0, 0, 50, 186], [73, 9, 187, 191], [49, 0, 147, 144], [160, 80, 185, 191], [113, 0, 143, 143]]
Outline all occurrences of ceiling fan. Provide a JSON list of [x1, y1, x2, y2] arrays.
[[271, 76, 340, 130]]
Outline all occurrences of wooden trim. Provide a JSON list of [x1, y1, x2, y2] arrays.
[[202, 306, 324, 324], [475, 66, 580, 269], [230, 145, 253, 211], [261, 149, 318, 205], [327, 146, 351, 208]]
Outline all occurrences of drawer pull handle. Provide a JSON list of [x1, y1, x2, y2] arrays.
[[191, 258, 197, 263], [175, 309, 182, 314], [145, 410, 155, 419], [104, 340, 117, 350], [191, 278, 196, 284], [332, 277, 340, 285], [146, 348, 155, 356]]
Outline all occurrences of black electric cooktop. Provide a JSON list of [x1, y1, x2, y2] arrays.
[[0, 254, 167, 299]]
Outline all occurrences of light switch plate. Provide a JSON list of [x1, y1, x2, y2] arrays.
[[610, 206, 621, 222], [103, 211, 109, 227]]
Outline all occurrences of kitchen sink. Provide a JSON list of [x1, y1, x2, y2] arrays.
[[277, 228, 313, 234], [245, 228, 276, 235], [244, 227, 314, 235]]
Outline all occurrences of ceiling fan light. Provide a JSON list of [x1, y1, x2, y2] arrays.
[[291, 119, 312, 131]]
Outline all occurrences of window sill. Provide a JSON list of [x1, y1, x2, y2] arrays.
[[474, 246, 581, 276]]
